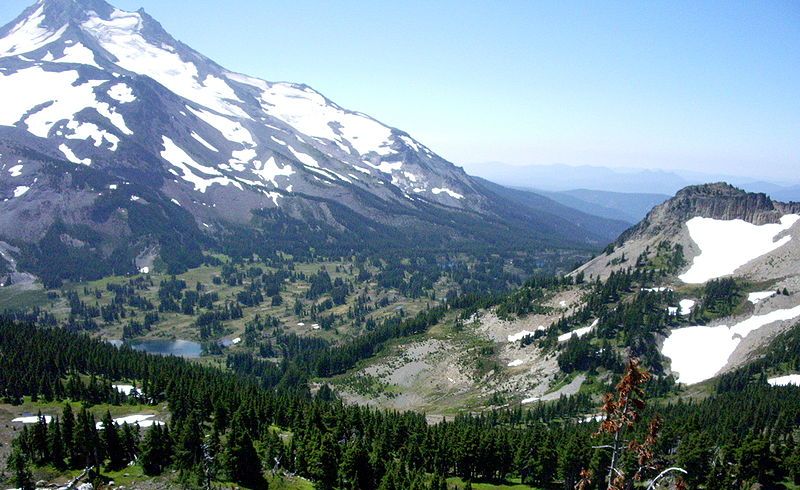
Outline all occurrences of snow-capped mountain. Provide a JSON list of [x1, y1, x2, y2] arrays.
[[0, 0, 473, 209], [0, 0, 624, 283]]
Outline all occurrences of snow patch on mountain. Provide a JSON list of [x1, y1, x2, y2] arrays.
[[679, 215, 799, 284], [0, 4, 66, 58], [0, 66, 134, 143], [54, 42, 101, 68], [160, 136, 238, 193], [191, 132, 218, 152], [288, 146, 319, 168], [59, 142, 91, 165], [186, 106, 254, 146], [250, 80, 395, 157], [83, 9, 246, 117], [768, 374, 800, 387], [748, 291, 776, 304], [253, 156, 293, 187], [558, 319, 598, 342], [432, 187, 464, 200], [662, 305, 800, 384], [65, 120, 120, 151], [108, 82, 135, 103]]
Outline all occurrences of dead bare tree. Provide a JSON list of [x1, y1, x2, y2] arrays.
[[577, 358, 687, 490]]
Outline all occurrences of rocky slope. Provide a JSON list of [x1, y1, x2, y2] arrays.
[[577, 183, 800, 281]]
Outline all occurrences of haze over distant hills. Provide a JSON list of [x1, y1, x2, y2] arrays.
[[462, 161, 800, 203]]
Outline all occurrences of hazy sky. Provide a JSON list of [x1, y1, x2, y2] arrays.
[[2, 0, 799, 181]]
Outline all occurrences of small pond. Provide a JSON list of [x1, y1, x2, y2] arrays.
[[113, 339, 203, 358]]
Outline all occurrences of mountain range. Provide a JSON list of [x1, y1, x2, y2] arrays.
[[463, 161, 800, 203], [0, 0, 625, 285]]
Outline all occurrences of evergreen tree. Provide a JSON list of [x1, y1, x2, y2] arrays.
[[48, 417, 65, 469], [31, 411, 49, 465], [72, 405, 99, 469], [119, 422, 140, 465], [101, 411, 125, 470], [140, 424, 168, 476], [61, 403, 75, 461], [174, 412, 204, 474], [7, 445, 34, 490], [338, 438, 372, 490], [429, 473, 447, 490], [676, 433, 712, 487], [224, 410, 265, 488]]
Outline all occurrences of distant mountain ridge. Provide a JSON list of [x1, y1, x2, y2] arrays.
[[462, 162, 800, 202], [528, 188, 669, 224]]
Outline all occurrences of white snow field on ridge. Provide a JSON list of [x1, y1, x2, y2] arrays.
[[662, 305, 800, 385], [748, 291, 776, 304], [768, 374, 800, 387], [679, 214, 800, 284]]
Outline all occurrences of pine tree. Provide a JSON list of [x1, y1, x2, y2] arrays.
[[338, 438, 372, 490], [48, 417, 65, 469], [225, 410, 265, 488], [101, 411, 125, 470], [429, 473, 447, 490], [119, 422, 140, 466], [8, 445, 34, 490], [61, 403, 76, 468], [31, 411, 49, 465], [140, 424, 166, 476], [72, 406, 99, 469], [174, 412, 204, 472]]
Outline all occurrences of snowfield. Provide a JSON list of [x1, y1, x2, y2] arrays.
[[245, 79, 396, 157], [113, 384, 139, 395], [679, 299, 695, 315], [679, 215, 800, 284], [767, 374, 800, 387], [12, 415, 52, 424], [431, 187, 464, 200], [84, 9, 247, 117], [59, 143, 91, 165], [508, 329, 538, 342], [662, 305, 800, 384], [108, 82, 136, 103], [96, 414, 164, 429], [748, 291, 776, 304], [557, 319, 598, 342], [54, 42, 102, 69], [0, 4, 66, 58], [160, 136, 239, 193]]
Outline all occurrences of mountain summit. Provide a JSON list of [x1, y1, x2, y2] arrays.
[[576, 183, 800, 283], [0, 0, 626, 284]]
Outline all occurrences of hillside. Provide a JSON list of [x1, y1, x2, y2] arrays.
[[534, 188, 669, 224]]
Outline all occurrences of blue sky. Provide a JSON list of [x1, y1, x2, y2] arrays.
[[2, 0, 799, 181]]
